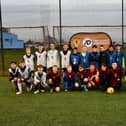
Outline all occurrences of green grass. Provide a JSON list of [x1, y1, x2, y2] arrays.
[[0, 49, 25, 72], [1, 77, 126, 126]]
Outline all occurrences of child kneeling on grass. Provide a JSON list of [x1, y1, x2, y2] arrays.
[[87, 63, 100, 89], [63, 65, 76, 92], [34, 65, 47, 94], [99, 63, 109, 91], [75, 65, 88, 92], [17, 60, 33, 95], [8, 61, 19, 93], [47, 65, 62, 93], [108, 62, 122, 90]]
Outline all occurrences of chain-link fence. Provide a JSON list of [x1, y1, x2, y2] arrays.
[[0, 0, 126, 76], [53, 25, 126, 44], [0, 26, 49, 76]]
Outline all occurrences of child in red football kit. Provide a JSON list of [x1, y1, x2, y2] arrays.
[[47, 65, 62, 93], [87, 63, 100, 88], [99, 64, 109, 91], [108, 62, 122, 90], [75, 65, 88, 92]]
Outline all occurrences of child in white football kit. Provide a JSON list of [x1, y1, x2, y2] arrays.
[[23, 47, 35, 71], [60, 44, 71, 71], [8, 61, 19, 93], [34, 65, 47, 94], [17, 60, 33, 95], [47, 43, 59, 69], [35, 44, 47, 72]]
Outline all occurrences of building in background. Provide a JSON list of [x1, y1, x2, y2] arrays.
[[0, 28, 24, 49]]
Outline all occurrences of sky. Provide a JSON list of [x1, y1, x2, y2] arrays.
[[1, 0, 126, 42], [1, 0, 123, 5]]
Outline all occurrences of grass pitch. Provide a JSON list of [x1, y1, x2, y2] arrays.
[[1, 77, 126, 126]]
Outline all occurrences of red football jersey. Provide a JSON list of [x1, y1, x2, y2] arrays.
[[109, 67, 121, 87]]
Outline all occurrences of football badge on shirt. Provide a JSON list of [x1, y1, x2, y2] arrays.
[[51, 56, 54, 59], [64, 57, 67, 61], [27, 60, 30, 63]]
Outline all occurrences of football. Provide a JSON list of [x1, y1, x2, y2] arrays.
[[75, 82, 79, 88], [107, 87, 114, 94]]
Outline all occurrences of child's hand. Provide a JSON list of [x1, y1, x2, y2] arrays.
[[14, 77, 17, 81], [83, 78, 88, 82], [48, 79, 53, 84], [21, 78, 24, 81]]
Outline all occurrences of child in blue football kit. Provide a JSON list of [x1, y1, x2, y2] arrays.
[[63, 65, 76, 92], [70, 48, 81, 73], [80, 46, 89, 69], [89, 45, 100, 68]]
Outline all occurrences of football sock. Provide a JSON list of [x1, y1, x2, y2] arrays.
[[17, 83, 22, 92]]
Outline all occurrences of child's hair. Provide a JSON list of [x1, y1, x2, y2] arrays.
[[25, 46, 31, 49], [115, 43, 122, 47], [38, 43, 44, 47], [63, 43, 69, 46], [100, 45, 104, 47], [78, 64, 84, 69], [10, 61, 17, 64], [19, 59, 25, 64], [73, 47, 78, 50], [92, 45, 97, 48], [37, 65, 43, 68], [112, 61, 117, 64], [101, 63, 107, 67], [90, 62, 95, 66], [50, 42, 55, 45], [52, 65, 58, 68]]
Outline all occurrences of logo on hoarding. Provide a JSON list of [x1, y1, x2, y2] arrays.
[[83, 38, 93, 47]]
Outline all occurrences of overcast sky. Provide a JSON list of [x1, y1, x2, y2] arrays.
[[1, 0, 126, 42], [1, 0, 123, 5]]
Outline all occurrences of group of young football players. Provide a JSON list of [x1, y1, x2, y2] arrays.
[[8, 42, 126, 95]]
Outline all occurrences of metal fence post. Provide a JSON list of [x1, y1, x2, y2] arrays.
[[0, 0, 5, 75]]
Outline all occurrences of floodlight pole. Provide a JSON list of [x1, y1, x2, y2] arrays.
[[59, 0, 62, 46], [0, 0, 5, 74], [122, 0, 124, 45]]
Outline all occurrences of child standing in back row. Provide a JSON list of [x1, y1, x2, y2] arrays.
[[115, 43, 123, 68], [70, 48, 81, 73], [47, 43, 59, 69], [35, 43, 47, 72], [89, 45, 100, 68], [80, 46, 90, 69], [23, 47, 35, 72], [107, 45, 116, 68], [60, 44, 71, 71]]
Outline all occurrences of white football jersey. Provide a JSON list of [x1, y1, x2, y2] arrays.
[[34, 71, 47, 86], [23, 54, 35, 71], [18, 67, 31, 79], [47, 50, 59, 68], [60, 50, 71, 68], [35, 51, 47, 67], [8, 67, 19, 76]]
